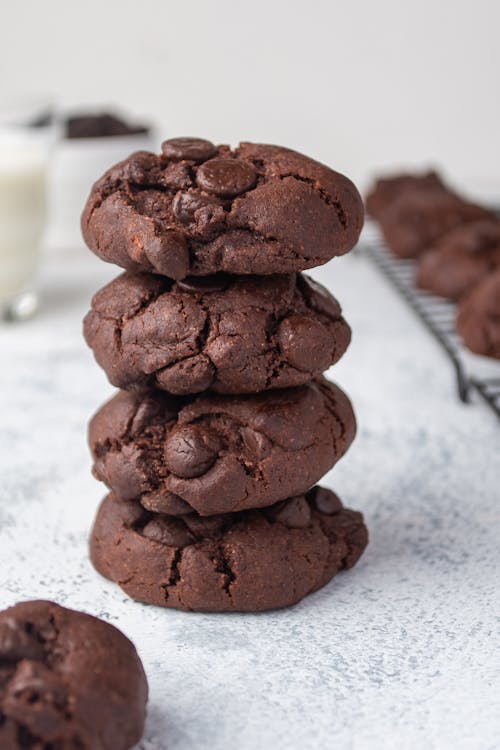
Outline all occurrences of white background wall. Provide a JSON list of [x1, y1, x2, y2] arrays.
[[2, 0, 499, 197]]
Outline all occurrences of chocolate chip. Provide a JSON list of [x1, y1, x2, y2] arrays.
[[240, 427, 272, 458], [121, 151, 158, 184], [267, 496, 311, 528], [278, 315, 332, 372], [172, 190, 221, 224], [196, 158, 257, 198], [142, 517, 194, 547], [164, 425, 220, 478], [311, 487, 342, 515], [162, 137, 217, 162], [176, 274, 230, 294]]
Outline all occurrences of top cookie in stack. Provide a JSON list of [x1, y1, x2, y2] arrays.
[[81, 138, 363, 279], [83, 138, 367, 612]]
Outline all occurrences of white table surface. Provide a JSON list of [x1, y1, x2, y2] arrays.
[[1, 242, 499, 750]]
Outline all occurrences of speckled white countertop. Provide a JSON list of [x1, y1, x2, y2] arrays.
[[1, 242, 499, 750]]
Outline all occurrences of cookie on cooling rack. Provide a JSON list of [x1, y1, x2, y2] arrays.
[[456, 269, 500, 359], [417, 219, 500, 300]]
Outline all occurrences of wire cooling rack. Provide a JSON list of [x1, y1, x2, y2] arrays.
[[362, 225, 500, 420]]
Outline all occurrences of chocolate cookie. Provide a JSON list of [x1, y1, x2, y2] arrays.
[[456, 270, 500, 359], [81, 138, 364, 279], [84, 271, 351, 395], [416, 219, 500, 300], [365, 170, 446, 219], [0, 600, 147, 749], [88, 379, 356, 517], [379, 188, 493, 258], [90, 486, 368, 612]]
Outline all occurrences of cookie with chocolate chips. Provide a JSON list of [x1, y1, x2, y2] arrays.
[[83, 271, 351, 395], [0, 600, 147, 749], [88, 379, 356, 517], [416, 219, 500, 300], [456, 269, 500, 359], [81, 138, 364, 279], [90, 486, 368, 612]]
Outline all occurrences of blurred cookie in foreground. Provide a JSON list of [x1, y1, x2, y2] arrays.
[[90, 487, 368, 612], [365, 169, 446, 220], [378, 188, 493, 259], [456, 270, 500, 359], [0, 600, 148, 749], [417, 219, 500, 300]]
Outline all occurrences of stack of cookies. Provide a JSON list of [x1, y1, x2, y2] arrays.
[[82, 137, 368, 612]]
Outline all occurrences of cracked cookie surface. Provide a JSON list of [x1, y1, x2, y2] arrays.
[[81, 138, 364, 279], [416, 219, 500, 300], [0, 600, 147, 750], [456, 269, 500, 359], [88, 379, 356, 517], [83, 271, 351, 395], [90, 486, 368, 612]]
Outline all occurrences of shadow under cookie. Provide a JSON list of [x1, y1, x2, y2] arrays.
[[90, 487, 368, 613], [88, 378, 356, 517]]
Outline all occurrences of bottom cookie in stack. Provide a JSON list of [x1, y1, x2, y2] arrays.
[[90, 486, 368, 613]]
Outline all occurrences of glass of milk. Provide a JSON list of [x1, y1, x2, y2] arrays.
[[0, 103, 54, 320]]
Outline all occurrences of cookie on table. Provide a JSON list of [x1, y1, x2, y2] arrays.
[[88, 379, 356, 517], [365, 169, 446, 219], [84, 271, 351, 395], [81, 138, 364, 279], [0, 600, 147, 750], [90, 486, 368, 612], [379, 188, 493, 258], [416, 219, 500, 300], [456, 270, 500, 359]]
